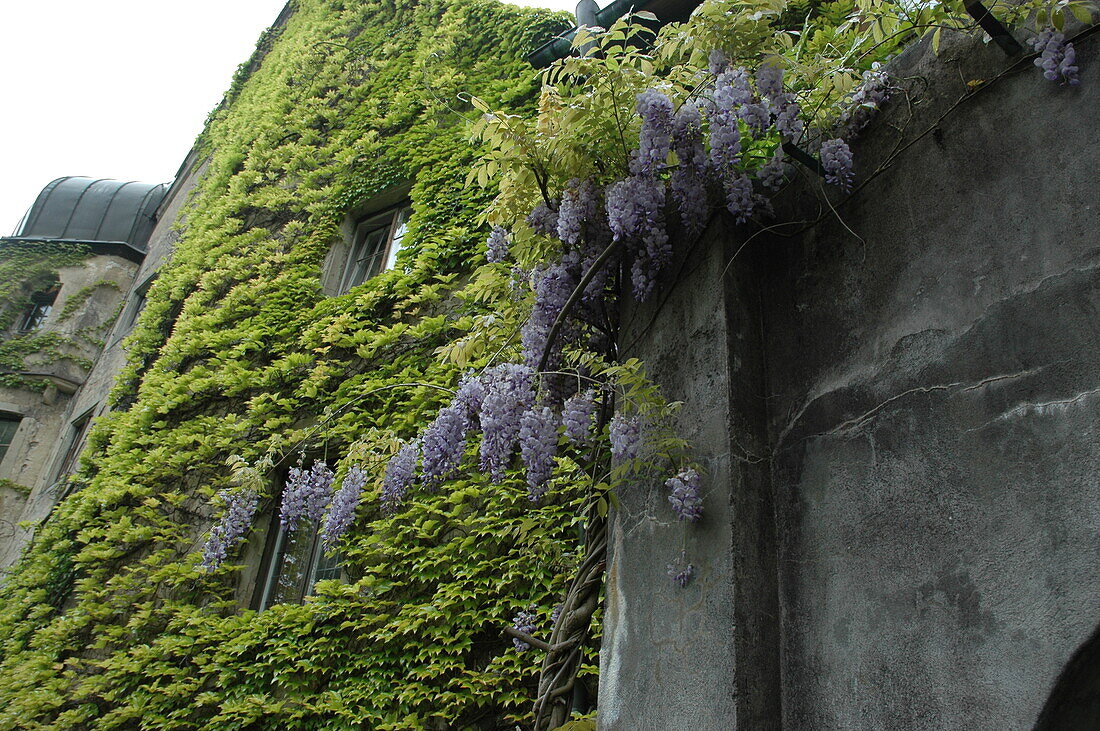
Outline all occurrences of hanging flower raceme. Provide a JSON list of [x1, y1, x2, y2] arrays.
[[479, 363, 536, 482], [519, 406, 559, 501], [381, 440, 420, 514], [562, 390, 597, 446], [451, 372, 486, 426], [632, 89, 674, 177], [670, 101, 711, 235], [838, 65, 891, 137], [820, 138, 854, 191], [321, 466, 367, 549], [201, 488, 259, 571], [512, 608, 538, 651], [421, 403, 470, 487], [609, 412, 642, 464], [606, 174, 669, 301], [755, 62, 803, 140], [486, 225, 510, 263], [521, 255, 578, 368], [666, 467, 703, 522], [724, 172, 756, 223], [280, 461, 334, 532], [1029, 29, 1080, 85], [758, 148, 787, 190], [667, 553, 695, 588], [527, 200, 560, 238]]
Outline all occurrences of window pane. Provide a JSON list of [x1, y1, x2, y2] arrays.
[[55, 414, 92, 484], [0, 417, 20, 465], [310, 550, 342, 586], [19, 284, 59, 332], [262, 525, 316, 607], [343, 223, 390, 291], [19, 303, 52, 332], [383, 207, 411, 272]]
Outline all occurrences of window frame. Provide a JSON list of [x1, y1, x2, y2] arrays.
[[337, 203, 412, 293], [0, 414, 21, 468], [53, 408, 95, 495], [251, 490, 343, 611], [18, 283, 60, 333], [122, 276, 155, 332]]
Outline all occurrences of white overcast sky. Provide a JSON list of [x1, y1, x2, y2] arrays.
[[0, 0, 583, 235]]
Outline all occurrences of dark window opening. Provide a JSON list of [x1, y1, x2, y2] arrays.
[[339, 205, 411, 292], [55, 411, 94, 489], [19, 283, 59, 333], [0, 416, 21, 466], [123, 278, 154, 332]]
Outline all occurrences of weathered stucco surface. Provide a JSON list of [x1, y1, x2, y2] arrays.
[[601, 27, 1100, 729]]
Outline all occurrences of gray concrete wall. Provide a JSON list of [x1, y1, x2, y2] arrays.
[[601, 216, 781, 729], [766, 28, 1100, 729], [601, 26, 1100, 730]]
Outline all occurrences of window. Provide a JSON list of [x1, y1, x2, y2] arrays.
[[338, 205, 411, 292], [122, 277, 154, 331], [54, 410, 93, 488], [18, 283, 59, 333], [253, 508, 342, 610], [0, 416, 20, 466]]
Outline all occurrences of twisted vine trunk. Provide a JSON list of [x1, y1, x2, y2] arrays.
[[532, 513, 606, 730]]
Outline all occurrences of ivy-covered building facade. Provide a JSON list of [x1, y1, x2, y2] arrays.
[[2, 0, 1100, 729]]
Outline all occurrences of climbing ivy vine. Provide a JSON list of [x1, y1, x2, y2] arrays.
[[0, 0, 1092, 728]]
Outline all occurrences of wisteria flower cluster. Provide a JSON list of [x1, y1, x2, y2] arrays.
[[382, 440, 420, 514], [512, 608, 538, 651], [666, 467, 703, 522], [609, 412, 642, 464], [667, 552, 695, 588], [321, 466, 367, 549], [838, 65, 891, 138], [1029, 29, 1080, 85], [820, 139, 854, 192], [200, 488, 259, 571], [280, 461, 335, 532]]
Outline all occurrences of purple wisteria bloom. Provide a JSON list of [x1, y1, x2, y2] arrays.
[[609, 412, 642, 464], [758, 148, 787, 190], [666, 467, 703, 522], [562, 390, 597, 446], [453, 372, 486, 423], [1030, 29, 1080, 85], [486, 226, 510, 263], [820, 138, 854, 191], [512, 608, 538, 651], [519, 406, 559, 501], [521, 255, 578, 368], [321, 466, 367, 549], [201, 488, 259, 571], [670, 101, 711, 235], [724, 172, 756, 223], [381, 440, 420, 514], [421, 404, 469, 487], [632, 89, 674, 177], [527, 200, 560, 238], [667, 555, 695, 588], [479, 363, 536, 481], [838, 66, 891, 137], [280, 461, 334, 532]]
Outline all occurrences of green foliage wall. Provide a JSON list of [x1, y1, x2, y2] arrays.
[[0, 1, 580, 728]]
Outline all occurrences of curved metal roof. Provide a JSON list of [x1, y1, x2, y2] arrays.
[[13, 177, 168, 250]]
